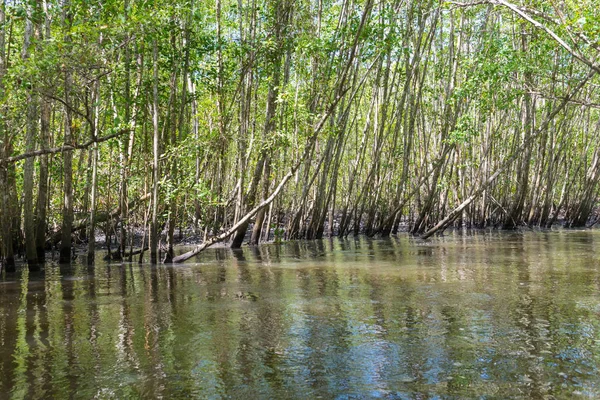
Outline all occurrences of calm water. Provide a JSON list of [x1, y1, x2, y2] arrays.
[[1, 231, 600, 399]]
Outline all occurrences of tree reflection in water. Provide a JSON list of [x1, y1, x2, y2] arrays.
[[1, 231, 599, 398]]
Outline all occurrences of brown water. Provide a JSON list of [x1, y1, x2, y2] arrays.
[[1, 231, 600, 399]]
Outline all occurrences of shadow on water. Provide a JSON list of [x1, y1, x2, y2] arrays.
[[1, 230, 600, 398]]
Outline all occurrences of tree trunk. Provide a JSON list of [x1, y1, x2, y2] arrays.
[[59, 4, 74, 263], [87, 142, 98, 263], [0, 1, 13, 270], [150, 38, 160, 264], [87, 78, 100, 264], [21, 4, 39, 269]]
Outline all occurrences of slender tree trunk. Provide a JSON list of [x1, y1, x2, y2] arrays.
[[232, 0, 292, 247], [35, 99, 50, 262], [21, 4, 39, 269], [150, 38, 160, 264], [59, 2, 74, 264], [87, 79, 100, 264], [250, 157, 270, 245], [505, 29, 534, 229], [118, 0, 131, 259], [0, 0, 12, 270], [87, 142, 98, 263]]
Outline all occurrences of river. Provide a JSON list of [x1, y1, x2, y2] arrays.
[[1, 230, 599, 398]]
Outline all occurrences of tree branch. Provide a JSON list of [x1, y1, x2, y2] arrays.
[[493, 0, 600, 74], [1, 129, 130, 165], [449, 1, 600, 58]]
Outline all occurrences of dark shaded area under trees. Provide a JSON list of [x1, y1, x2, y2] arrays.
[[1, 0, 600, 269]]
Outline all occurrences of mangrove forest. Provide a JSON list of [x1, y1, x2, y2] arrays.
[[1, 0, 600, 270]]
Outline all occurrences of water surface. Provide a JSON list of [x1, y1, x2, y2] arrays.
[[1, 231, 600, 398]]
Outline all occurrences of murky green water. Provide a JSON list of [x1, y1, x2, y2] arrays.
[[1, 231, 600, 399]]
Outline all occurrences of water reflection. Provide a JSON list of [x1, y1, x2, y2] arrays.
[[1, 231, 600, 398]]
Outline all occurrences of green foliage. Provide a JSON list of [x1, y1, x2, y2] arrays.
[[448, 115, 478, 145]]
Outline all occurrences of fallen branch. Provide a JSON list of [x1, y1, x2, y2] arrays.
[[103, 246, 148, 261], [172, 170, 295, 263], [450, 1, 600, 59], [527, 91, 600, 110], [1, 129, 129, 165]]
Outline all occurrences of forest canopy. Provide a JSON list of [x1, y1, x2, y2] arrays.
[[1, 0, 600, 269]]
